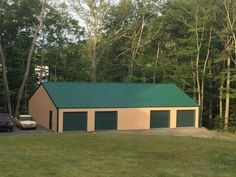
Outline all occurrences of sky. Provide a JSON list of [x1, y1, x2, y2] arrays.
[[51, 0, 119, 29]]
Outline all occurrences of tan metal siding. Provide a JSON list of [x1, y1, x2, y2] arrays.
[[29, 85, 57, 132], [118, 109, 149, 130], [58, 107, 199, 132]]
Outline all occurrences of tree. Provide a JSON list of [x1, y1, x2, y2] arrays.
[[0, 0, 47, 116], [100, 0, 164, 82], [0, 35, 12, 115], [221, 0, 236, 128], [14, 0, 47, 116], [167, 0, 217, 121], [72, 0, 111, 82], [36, 2, 86, 82]]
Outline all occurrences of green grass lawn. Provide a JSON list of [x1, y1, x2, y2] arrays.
[[0, 133, 236, 177]]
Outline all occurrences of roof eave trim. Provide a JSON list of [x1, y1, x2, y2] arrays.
[[42, 83, 59, 109], [28, 83, 43, 101], [57, 105, 199, 109]]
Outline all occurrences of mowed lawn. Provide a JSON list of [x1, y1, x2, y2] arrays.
[[0, 133, 236, 177]]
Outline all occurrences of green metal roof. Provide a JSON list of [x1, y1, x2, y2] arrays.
[[42, 82, 198, 109]]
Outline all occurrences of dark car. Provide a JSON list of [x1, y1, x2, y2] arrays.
[[0, 113, 13, 132]]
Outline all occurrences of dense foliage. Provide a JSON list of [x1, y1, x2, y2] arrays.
[[0, 0, 236, 130]]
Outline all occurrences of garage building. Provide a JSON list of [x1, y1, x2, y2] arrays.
[[29, 82, 199, 132]]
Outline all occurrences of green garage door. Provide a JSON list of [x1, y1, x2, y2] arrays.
[[150, 110, 170, 128], [177, 110, 195, 127], [63, 112, 87, 131], [95, 111, 117, 130]]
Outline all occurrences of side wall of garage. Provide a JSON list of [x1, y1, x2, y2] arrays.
[[29, 85, 58, 132], [58, 107, 199, 132]]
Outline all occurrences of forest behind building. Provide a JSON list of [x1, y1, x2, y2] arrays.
[[0, 0, 236, 131]]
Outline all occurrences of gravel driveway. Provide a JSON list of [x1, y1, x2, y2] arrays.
[[0, 124, 52, 134], [118, 127, 231, 139]]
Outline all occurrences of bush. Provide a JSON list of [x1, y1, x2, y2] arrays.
[[228, 117, 236, 132], [214, 116, 236, 132], [213, 116, 224, 129]]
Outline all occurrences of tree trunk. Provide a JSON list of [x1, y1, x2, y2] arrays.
[[127, 16, 145, 82], [194, 13, 205, 121], [91, 39, 97, 82], [14, 0, 46, 116], [39, 30, 45, 83], [224, 56, 231, 129], [127, 53, 135, 82], [196, 52, 201, 106], [219, 77, 224, 118], [91, 21, 98, 82], [153, 43, 160, 83], [0, 36, 12, 116], [200, 28, 212, 120], [208, 58, 213, 120], [191, 60, 197, 101], [39, 52, 44, 83]]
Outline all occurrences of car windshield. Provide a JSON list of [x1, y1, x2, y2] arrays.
[[0, 118, 10, 122], [20, 117, 33, 121], [0, 113, 10, 121]]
